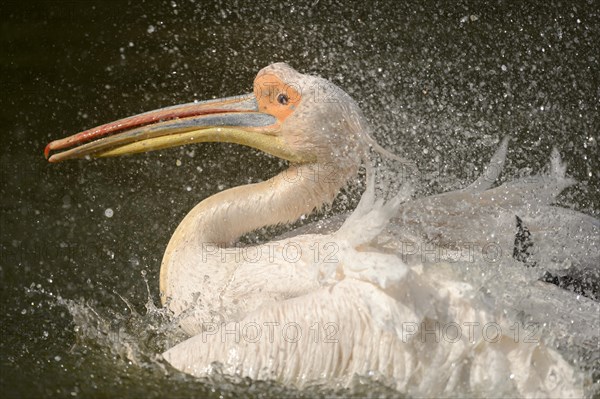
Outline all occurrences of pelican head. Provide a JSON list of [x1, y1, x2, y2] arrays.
[[45, 63, 370, 176]]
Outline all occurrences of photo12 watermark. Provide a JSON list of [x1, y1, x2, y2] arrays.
[[190, 320, 540, 345]]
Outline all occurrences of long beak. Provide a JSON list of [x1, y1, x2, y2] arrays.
[[45, 94, 306, 163]]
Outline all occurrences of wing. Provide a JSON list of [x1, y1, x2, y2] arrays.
[[163, 272, 584, 397]]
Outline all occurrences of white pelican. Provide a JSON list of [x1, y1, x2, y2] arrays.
[[46, 63, 598, 397]]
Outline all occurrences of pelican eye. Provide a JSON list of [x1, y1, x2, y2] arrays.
[[277, 93, 289, 105]]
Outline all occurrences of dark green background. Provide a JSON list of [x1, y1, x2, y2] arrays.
[[1, 1, 598, 397]]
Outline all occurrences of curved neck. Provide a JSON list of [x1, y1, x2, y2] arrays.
[[185, 163, 355, 246], [159, 161, 357, 315]]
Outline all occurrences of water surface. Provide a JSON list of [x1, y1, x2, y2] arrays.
[[1, 1, 598, 397]]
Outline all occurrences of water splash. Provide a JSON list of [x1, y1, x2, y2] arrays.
[[38, 273, 405, 398]]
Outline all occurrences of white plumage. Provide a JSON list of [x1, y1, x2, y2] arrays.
[[47, 63, 599, 397]]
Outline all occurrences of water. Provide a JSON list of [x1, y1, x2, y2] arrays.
[[1, 0, 598, 397]]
